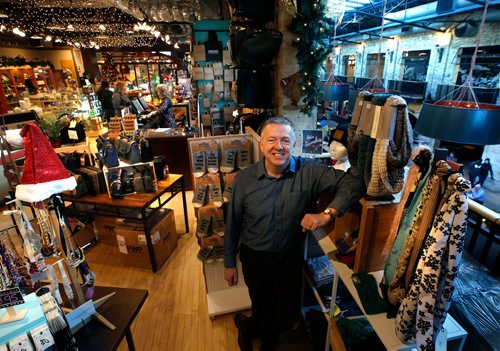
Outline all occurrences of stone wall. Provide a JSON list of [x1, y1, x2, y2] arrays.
[[333, 13, 500, 100]]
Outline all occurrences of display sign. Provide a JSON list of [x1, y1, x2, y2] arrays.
[[0, 288, 25, 309], [302, 130, 324, 155]]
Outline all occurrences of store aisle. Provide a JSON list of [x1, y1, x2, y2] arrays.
[[83, 190, 240, 351]]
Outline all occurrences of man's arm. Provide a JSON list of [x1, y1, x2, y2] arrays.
[[224, 177, 244, 286]]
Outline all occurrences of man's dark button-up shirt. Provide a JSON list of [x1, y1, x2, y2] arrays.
[[224, 156, 364, 268]]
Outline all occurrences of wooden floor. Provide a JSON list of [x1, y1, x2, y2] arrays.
[[84, 191, 241, 351]]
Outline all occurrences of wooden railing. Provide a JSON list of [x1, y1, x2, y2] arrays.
[[466, 199, 499, 275]]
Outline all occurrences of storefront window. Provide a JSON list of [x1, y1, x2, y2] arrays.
[[343, 55, 356, 77], [365, 53, 385, 78], [401, 50, 430, 81]]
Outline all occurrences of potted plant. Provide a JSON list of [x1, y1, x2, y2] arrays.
[[38, 112, 66, 148]]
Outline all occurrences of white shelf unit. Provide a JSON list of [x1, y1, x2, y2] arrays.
[[306, 229, 467, 351], [204, 258, 251, 320]]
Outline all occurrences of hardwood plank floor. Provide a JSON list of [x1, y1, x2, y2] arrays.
[[73, 190, 242, 351]]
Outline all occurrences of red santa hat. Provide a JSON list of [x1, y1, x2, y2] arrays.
[[15, 123, 76, 203]]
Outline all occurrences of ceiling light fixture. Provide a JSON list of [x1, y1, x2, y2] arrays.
[[30, 35, 43, 39], [98, 24, 106, 31], [174, 42, 179, 49], [45, 35, 52, 42]]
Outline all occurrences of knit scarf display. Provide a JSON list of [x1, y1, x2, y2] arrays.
[[395, 175, 470, 350], [387, 161, 451, 305], [366, 96, 413, 196], [382, 147, 432, 259]]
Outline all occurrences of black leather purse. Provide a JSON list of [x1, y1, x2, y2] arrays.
[[138, 138, 154, 162], [96, 136, 119, 168], [237, 68, 274, 108], [60, 120, 86, 145], [115, 137, 141, 165], [205, 31, 223, 62], [231, 28, 282, 66], [228, 0, 274, 20]]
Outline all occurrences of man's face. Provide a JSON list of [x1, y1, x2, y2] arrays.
[[260, 123, 295, 170]]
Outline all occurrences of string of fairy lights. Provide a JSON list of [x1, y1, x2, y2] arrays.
[[0, 0, 196, 48]]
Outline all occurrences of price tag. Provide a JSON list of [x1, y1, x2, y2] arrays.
[[0, 287, 24, 308], [30, 324, 55, 351], [117, 234, 127, 254], [8, 334, 34, 351], [69, 120, 77, 128], [68, 130, 78, 140]]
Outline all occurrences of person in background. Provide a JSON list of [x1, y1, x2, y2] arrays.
[[24, 78, 38, 94], [96, 81, 114, 121], [468, 184, 485, 204], [145, 84, 176, 128], [477, 158, 494, 186], [468, 159, 482, 185], [224, 117, 364, 351], [446, 151, 458, 163], [112, 80, 131, 116]]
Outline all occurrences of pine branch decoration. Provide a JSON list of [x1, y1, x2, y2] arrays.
[[289, 0, 335, 115]]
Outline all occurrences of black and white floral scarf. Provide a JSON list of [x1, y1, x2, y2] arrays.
[[395, 175, 471, 350]]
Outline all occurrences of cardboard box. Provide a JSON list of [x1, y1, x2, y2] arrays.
[[93, 209, 178, 269]]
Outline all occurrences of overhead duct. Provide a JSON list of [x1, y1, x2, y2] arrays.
[[454, 20, 478, 37]]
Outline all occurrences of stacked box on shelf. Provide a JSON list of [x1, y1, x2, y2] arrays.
[[108, 116, 122, 139], [122, 113, 138, 133]]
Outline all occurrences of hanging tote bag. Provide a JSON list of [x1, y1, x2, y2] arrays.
[[231, 28, 283, 66], [205, 31, 223, 62]]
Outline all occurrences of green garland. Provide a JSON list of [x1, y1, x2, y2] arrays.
[[0, 55, 54, 69], [289, 0, 335, 115]]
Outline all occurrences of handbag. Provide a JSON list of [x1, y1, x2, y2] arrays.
[[60, 120, 86, 144], [121, 169, 135, 194], [237, 68, 273, 108], [227, 0, 274, 20], [231, 28, 282, 66], [108, 169, 123, 198], [133, 168, 145, 193], [115, 137, 141, 164], [63, 174, 89, 198], [137, 137, 153, 162], [205, 31, 223, 62], [142, 167, 155, 192], [58, 151, 92, 171], [96, 136, 119, 168], [153, 156, 169, 180]]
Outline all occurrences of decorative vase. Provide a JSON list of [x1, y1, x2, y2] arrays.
[[49, 138, 62, 148]]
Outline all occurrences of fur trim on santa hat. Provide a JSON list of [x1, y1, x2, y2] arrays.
[[14, 123, 77, 203], [16, 176, 77, 203]]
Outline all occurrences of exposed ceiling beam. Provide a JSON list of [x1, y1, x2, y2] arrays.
[[355, 10, 446, 32], [335, 1, 499, 39]]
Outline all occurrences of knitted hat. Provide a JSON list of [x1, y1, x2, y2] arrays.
[[15, 124, 76, 202], [329, 123, 349, 147]]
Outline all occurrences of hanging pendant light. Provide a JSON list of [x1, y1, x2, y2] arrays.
[[415, 0, 500, 145], [416, 85, 500, 145]]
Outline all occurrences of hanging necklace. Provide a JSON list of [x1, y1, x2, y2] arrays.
[[33, 201, 61, 257]]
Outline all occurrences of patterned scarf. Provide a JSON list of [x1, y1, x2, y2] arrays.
[[395, 175, 470, 350], [387, 161, 451, 305]]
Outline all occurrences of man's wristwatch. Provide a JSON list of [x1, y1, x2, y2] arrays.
[[323, 208, 335, 222]]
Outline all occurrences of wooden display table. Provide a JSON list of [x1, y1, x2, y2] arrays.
[[74, 286, 148, 351], [63, 174, 189, 272]]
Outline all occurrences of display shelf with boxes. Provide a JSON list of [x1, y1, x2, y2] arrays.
[[188, 133, 258, 318]]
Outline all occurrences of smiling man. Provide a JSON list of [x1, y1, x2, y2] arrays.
[[224, 117, 364, 351]]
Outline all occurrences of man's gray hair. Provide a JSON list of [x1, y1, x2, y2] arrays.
[[258, 117, 296, 142]]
